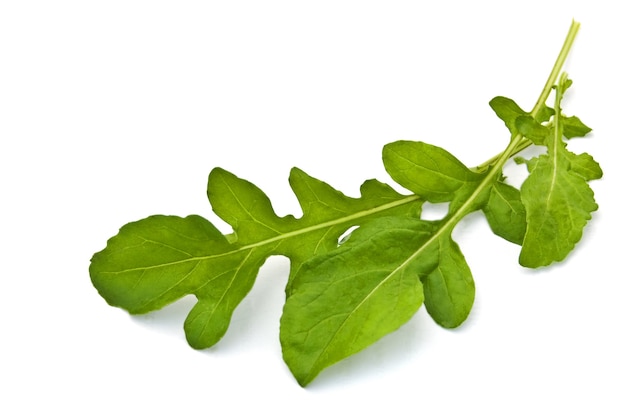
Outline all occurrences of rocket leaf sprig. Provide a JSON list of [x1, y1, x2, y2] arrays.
[[90, 20, 601, 386]]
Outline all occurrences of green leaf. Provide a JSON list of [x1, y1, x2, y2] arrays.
[[90, 168, 422, 349], [208, 167, 294, 244], [489, 96, 528, 135], [518, 74, 602, 267], [516, 112, 592, 143], [516, 115, 551, 145], [536, 105, 555, 123], [482, 181, 527, 245], [282, 144, 492, 384], [90, 215, 234, 314], [569, 152, 603, 180], [90, 215, 266, 348], [421, 231, 475, 328], [519, 147, 601, 267], [562, 115, 592, 139], [282, 216, 473, 385], [382, 141, 484, 203]]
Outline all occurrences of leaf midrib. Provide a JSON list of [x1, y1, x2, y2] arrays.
[[99, 194, 421, 274]]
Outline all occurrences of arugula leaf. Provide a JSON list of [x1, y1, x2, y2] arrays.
[[516, 75, 602, 267], [90, 168, 422, 349], [489, 96, 528, 136], [381, 140, 485, 203], [281, 217, 431, 386], [419, 226, 475, 328], [281, 214, 476, 386], [562, 115, 592, 139], [518, 148, 601, 267], [569, 152, 603, 180], [90, 215, 270, 348], [516, 115, 552, 145], [482, 180, 527, 245], [90, 215, 235, 315], [282, 141, 489, 385]]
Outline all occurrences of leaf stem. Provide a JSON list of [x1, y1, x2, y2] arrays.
[[531, 21, 579, 118], [500, 20, 579, 159], [446, 20, 581, 227], [474, 20, 580, 171]]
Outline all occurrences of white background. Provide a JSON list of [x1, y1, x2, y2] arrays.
[[2, 1, 624, 414]]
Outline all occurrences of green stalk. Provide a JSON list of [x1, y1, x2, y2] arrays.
[[531, 21, 579, 117], [446, 20, 581, 227], [475, 20, 580, 171]]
